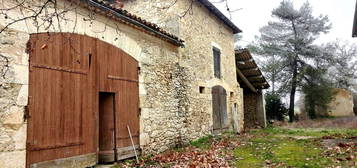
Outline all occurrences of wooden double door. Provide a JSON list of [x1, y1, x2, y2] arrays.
[[26, 33, 139, 167], [212, 85, 228, 132]]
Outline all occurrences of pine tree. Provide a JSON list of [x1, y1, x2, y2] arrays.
[[301, 66, 334, 118], [253, 0, 331, 122], [323, 41, 357, 90]]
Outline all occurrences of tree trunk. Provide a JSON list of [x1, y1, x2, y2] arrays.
[[289, 20, 298, 123], [308, 100, 316, 119], [272, 74, 275, 94], [288, 59, 298, 122], [272, 55, 276, 94]]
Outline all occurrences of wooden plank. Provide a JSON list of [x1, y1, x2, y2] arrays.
[[220, 87, 228, 128], [212, 86, 221, 130], [212, 86, 228, 131], [27, 33, 140, 166], [28, 142, 84, 151], [31, 64, 87, 75]]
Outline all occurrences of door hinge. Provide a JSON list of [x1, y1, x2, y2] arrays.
[[25, 41, 32, 54], [137, 67, 141, 74]]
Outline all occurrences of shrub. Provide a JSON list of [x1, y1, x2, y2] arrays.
[[265, 92, 288, 121]]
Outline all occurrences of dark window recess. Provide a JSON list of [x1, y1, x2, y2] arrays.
[[199, 86, 205, 94], [230, 92, 234, 97], [213, 47, 221, 78]]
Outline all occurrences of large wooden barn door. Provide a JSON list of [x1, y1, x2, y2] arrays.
[[212, 85, 228, 132], [27, 33, 96, 167], [96, 39, 140, 161], [27, 33, 139, 167]]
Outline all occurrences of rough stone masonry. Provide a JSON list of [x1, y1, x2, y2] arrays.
[[0, 0, 244, 167]]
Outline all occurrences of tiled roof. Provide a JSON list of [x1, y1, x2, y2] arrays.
[[76, 0, 185, 47]]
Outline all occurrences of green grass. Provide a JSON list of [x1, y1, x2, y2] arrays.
[[252, 127, 357, 138], [190, 135, 213, 149], [110, 164, 120, 168], [234, 145, 265, 168], [233, 127, 351, 168], [271, 139, 331, 167]]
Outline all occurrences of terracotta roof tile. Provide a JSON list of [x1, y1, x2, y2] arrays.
[[74, 0, 185, 47]]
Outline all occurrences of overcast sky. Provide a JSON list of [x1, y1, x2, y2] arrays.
[[211, 0, 357, 46]]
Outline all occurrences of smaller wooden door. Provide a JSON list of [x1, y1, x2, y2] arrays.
[[212, 86, 228, 131], [99, 92, 116, 163]]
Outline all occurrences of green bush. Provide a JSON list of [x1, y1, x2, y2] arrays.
[[265, 92, 288, 121]]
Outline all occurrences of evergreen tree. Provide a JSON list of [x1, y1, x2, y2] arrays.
[[323, 41, 357, 91], [265, 92, 288, 121], [253, 0, 331, 122], [301, 66, 334, 118]]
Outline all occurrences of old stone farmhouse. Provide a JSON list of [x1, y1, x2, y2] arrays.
[[0, 0, 268, 167]]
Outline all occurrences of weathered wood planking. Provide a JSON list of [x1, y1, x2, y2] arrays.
[[211, 85, 228, 131], [27, 33, 139, 167]]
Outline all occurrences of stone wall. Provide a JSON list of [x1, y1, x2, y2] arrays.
[[123, 0, 244, 141], [0, 0, 182, 166], [322, 89, 354, 117], [243, 92, 258, 128], [0, 26, 29, 168], [0, 0, 244, 167], [242, 90, 266, 129], [297, 89, 355, 118]]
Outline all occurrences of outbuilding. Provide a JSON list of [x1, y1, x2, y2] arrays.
[[235, 49, 270, 129]]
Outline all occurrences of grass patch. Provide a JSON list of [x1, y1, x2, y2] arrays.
[[234, 145, 265, 168], [110, 164, 120, 168], [190, 135, 213, 149], [253, 127, 357, 138], [271, 139, 331, 167], [234, 127, 339, 168]]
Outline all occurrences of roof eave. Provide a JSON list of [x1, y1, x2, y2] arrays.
[[235, 49, 270, 90], [77, 0, 185, 47]]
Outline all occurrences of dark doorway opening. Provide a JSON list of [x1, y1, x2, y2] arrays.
[[98, 92, 117, 163]]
